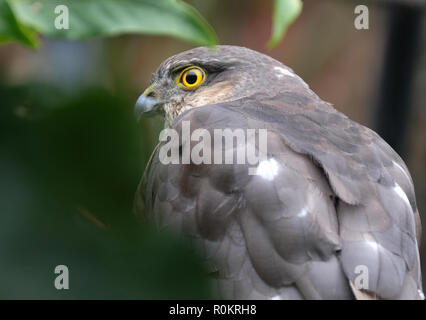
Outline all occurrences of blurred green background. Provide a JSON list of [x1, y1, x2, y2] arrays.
[[0, 0, 425, 298]]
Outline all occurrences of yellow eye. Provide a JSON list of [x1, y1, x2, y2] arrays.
[[177, 66, 206, 90]]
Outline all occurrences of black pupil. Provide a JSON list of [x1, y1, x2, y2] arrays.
[[185, 71, 198, 85]]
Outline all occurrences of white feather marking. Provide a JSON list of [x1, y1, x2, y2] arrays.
[[394, 182, 411, 208], [256, 158, 279, 181], [366, 241, 378, 251], [274, 66, 295, 79], [392, 161, 411, 183], [298, 207, 308, 218]]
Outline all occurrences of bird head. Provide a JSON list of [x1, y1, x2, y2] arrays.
[[135, 45, 304, 126]]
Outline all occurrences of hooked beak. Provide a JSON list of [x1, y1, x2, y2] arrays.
[[134, 85, 162, 121]]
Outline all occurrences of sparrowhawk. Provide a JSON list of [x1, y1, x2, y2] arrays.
[[134, 45, 423, 300]]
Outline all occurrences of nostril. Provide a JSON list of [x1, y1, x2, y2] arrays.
[[146, 91, 157, 99]]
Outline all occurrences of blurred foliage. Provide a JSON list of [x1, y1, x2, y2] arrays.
[[0, 0, 302, 48], [0, 83, 213, 299], [1, 0, 217, 47], [269, 0, 302, 48], [0, 0, 38, 46]]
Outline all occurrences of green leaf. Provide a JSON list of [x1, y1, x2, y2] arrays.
[[0, 0, 38, 47], [268, 0, 302, 49], [7, 0, 217, 46], [0, 84, 213, 299]]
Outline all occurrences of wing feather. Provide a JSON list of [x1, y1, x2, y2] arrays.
[[135, 91, 423, 299]]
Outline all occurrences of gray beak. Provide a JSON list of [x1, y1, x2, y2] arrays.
[[134, 93, 162, 121]]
